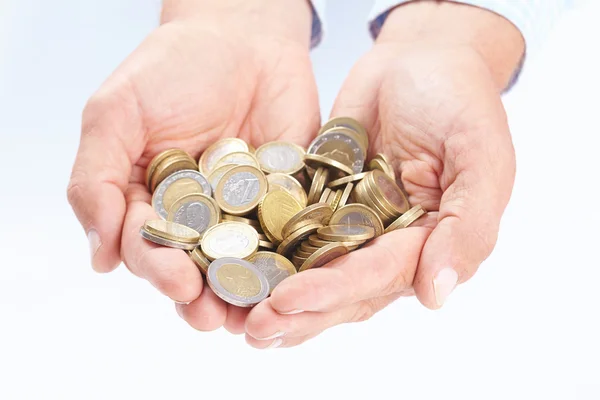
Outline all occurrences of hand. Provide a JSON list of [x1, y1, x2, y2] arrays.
[[244, 2, 524, 348], [67, 0, 319, 332]]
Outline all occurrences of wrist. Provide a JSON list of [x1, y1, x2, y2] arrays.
[[161, 0, 313, 46], [376, 1, 525, 90]]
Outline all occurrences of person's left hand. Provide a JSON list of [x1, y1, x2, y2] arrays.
[[243, 2, 524, 349]]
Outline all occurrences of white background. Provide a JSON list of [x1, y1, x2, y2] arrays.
[[1, 1, 599, 399]]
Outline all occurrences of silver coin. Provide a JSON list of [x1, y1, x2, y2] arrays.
[[172, 200, 213, 235], [248, 252, 296, 293], [222, 171, 260, 207], [207, 257, 269, 307], [201, 222, 259, 260], [255, 142, 305, 174], [139, 228, 197, 250], [307, 131, 364, 174], [152, 170, 212, 219]]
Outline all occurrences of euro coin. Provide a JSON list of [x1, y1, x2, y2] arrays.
[[327, 172, 369, 189], [369, 157, 395, 181], [300, 241, 320, 254], [385, 204, 427, 233], [292, 254, 308, 269], [307, 167, 330, 205], [307, 234, 330, 248], [152, 169, 212, 219], [354, 177, 395, 224], [140, 220, 200, 250], [208, 164, 236, 192], [337, 183, 354, 209], [304, 154, 353, 176], [258, 240, 276, 250], [277, 222, 323, 257], [190, 246, 211, 274], [248, 251, 297, 293], [318, 116, 369, 150], [258, 191, 303, 244], [307, 131, 364, 174], [255, 141, 306, 175], [366, 170, 409, 215], [319, 187, 333, 204], [329, 189, 343, 212], [199, 138, 249, 175], [266, 173, 307, 207], [213, 151, 260, 171], [145, 149, 189, 190], [201, 221, 259, 260], [298, 242, 349, 272], [281, 203, 333, 239], [215, 165, 267, 216], [167, 193, 220, 236], [295, 248, 312, 258], [317, 224, 375, 242], [329, 203, 384, 237], [150, 153, 199, 192], [221, 214, 261, 229], [207, 257, 269, 307]]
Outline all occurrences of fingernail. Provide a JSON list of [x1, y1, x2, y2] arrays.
[[266, 338, 283, 349], [87, 229, 101, 269], [174, 300, 191, 305], [256, 331, 285, 341], [175, 303, 184, 319], [279, 309, 304, 315], [433, 267, 458, 307]]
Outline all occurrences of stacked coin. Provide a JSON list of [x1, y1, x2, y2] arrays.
[[139, 117, 427, 308]]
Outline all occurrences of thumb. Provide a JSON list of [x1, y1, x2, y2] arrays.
[[67, 86, 144, 273], [414, 123, 516, 309]]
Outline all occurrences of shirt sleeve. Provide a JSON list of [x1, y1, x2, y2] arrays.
[[309, 0, 326, 48]]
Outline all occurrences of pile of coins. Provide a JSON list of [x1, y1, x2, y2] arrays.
[[140, 117, 427, 307]]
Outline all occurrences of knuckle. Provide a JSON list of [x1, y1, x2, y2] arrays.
[[82, 81, 140, 137], [350, 301, 377, 323]]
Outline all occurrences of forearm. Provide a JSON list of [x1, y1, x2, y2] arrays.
[[376, 1, 525, 90], [161, 0, 313, 45]]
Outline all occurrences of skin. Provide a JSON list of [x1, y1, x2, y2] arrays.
[[67, 0, 524, 347]]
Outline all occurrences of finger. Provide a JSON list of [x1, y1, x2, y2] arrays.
[[245, 294, 400, 349], [176, 285, 228, 332], [67, 86, 145, 273], [223, 304, 250, 335], [269, 228, 430, 314], [121, 189, 203, 303], [414, 117, 516, 309]]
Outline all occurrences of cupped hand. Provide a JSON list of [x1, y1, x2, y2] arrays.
[[67, 0, 319, 333], [245, 2, 524, 348]]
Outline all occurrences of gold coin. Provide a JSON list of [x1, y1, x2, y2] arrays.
[[160, 178, 206, 216], [167, 193, 221, 236], [300, 241, 320, 254], [317, 224, 375, 242], [281, 203, 333, 239], [298, 242, 349, 272], [266, 173, 308, 207], [215, 165, 268, 216], [337, 183, 354, 209], [207, 258, 269, 307], [355, 176, 396, 223], [277, 222, 323, 257], [257, 191, 303, 244], [319, 187, 333, 204], [207, 164, 236, 192], [221, 214, 261, 228], [369, 157, 395, 181], [384, 204, 427, 233], [318, 126, 368, 158], [247, 143, 256, 154], [329, 189, 343, 212], [295, 248, 313, 258], [150, 153, 198, 192], [292, 254, 308, 269], [143, 220, 200, 244], [373, 152, 391, 165], [258, 240, 276, 250], [257, 232, 269, 241], [190, 246, 211, 274], [255, 141, 306, 175], [304, 154, 353, 176], [198, 138, 249, 175], [366, 170, 409, 216], [248, 252, 297, 293], [307, 234, 330, 248], [329, 203, 384, 238], [307, 167, 330, 205], [201, 222, 259, 260], [318, 117, 369, 150], [145, 149, 189, 190], [213, 151, 260, 171], [327, 172, 369, 189]]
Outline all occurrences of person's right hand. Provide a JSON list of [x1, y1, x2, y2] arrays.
[[67, 0, 319, 332]]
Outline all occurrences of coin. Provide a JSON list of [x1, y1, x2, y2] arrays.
[[221, 214, 261, 228], [337, 183, 354, 209], [215, 165, 267, 216], [201, 221, 259, 260], [152, 170, 212, 219], [329, 203, 384, 237], [307, 167, 330, 205], [150, 153, 199, 192], [145, 149, 189, 190], [140, 229, 198, 250], [257, 191, 303, 244], [208, 164, 236, 192], [317, 224, 375, 242], [384, 204, 427, 233], [319, 187, 333, 204], [248, 251, 297, 293], [304, 154, 354, 176], [367, 170, 409, 215], [277, 222, 323, 257], [307, 234, 330, 248], [292, 254, 308, 269], [190, 246, 211, 274], [354, 177, 395, 224], [140, 220, 200, 250], [369, 157, 395, 180], [257, 233, 269, 241], [213, 151, 260, 171], [255, 141, 306, 175], [266, 173, 307, 207], [327, 172, 369, 189], [167, 193, 220, 236], [281, 203, 333, 239], [329, 189, 343, 212], [207, 257, 269, 307], [298, 242, 349, 272], [258, 240, 275, 250], [199, 138, 249, 175], [373, 153, 391, 165], [318, 116, 369, 150], [307, 131, 364, 174], [295, 248, 313, 258], [300, 241, 320, 254]]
